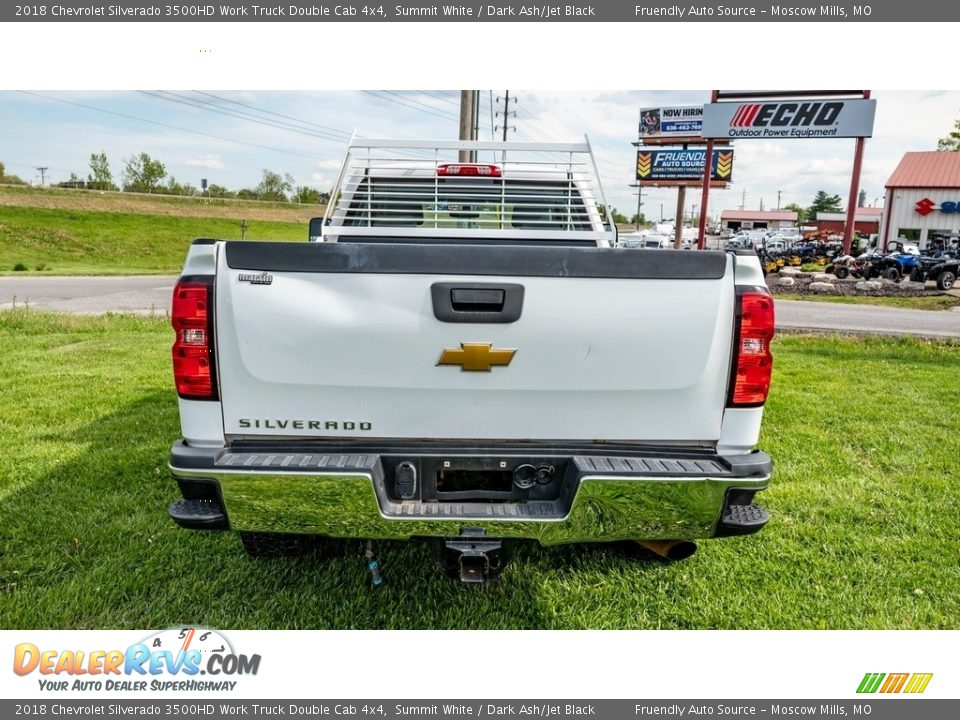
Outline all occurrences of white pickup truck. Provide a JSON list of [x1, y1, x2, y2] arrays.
[[168, 138, 774, 582]]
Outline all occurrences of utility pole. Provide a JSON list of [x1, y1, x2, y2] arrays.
[[495, 91, 516, 142], [629, 183, 643, 231], [740, 187, 746, 211], [674, 186, 686, 249], [36, 167, 48, 187], [760, 197, 764, 212], [459, 91, 478, 162], [777, 190, 782, 210]]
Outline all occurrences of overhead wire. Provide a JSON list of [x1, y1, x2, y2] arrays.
[[17, 90, 333, 162]]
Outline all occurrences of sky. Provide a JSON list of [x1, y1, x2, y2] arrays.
[[2, 90, 958, 221]]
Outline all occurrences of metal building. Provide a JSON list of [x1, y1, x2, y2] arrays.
[[883, 151, 960, 250], [719, 210, 798, 231]]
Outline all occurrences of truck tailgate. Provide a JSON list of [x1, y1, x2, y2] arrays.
[[214, 242, 735, 443]]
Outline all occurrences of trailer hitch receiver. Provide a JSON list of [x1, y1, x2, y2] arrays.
[[435, 529, 508, 583]]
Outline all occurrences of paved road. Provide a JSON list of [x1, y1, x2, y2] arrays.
[[776, 299, 959, 339], [0, 276, 174, 315], [1, 275, 958, 338]]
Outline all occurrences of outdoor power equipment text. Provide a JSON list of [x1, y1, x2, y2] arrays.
[[13, 643, 260, 692]]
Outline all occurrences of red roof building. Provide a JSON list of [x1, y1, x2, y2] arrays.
[[719, 210, 798, 230], [882, 151, 960, 249]]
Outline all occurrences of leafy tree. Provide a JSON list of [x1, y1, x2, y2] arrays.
[[294, 186, 326, 204], [255, 170, 294, 202], [629, 213, 647, 226], [782, 202, 806, 223], [610, 208, 628, 225], [206, 183, 235, 199], [807, 191, 843, 219], [0, 161, 28, 185], [937, 114, 960, 151], [122, 152, 166, 193], [88, 151, 116, 190]]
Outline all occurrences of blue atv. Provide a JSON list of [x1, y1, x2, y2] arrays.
[[873, 252, 923, 282]]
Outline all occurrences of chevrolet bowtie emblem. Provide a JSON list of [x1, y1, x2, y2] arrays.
[[437, 343, 517, 372]]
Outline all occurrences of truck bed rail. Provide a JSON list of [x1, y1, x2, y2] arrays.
[[321, 136, 617, 244]]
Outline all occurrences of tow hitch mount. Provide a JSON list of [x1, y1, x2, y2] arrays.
[[434, 529, 508, 583]]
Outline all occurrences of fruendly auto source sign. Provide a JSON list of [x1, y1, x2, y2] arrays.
[[702, 99, 877, 139], [636, 148, 733, 183], [640, 106, 703, 139]]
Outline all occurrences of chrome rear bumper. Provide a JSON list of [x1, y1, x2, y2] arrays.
[[169, 442, 771, 544]]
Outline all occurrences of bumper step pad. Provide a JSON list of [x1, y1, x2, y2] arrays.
[[169, 498, 228, 530], [716, 503, 769, 537]]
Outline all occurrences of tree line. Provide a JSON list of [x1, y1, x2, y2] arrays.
[[19, 151, 331, 204]]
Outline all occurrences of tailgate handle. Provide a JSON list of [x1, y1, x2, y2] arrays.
[[432, 282, 524, 323]]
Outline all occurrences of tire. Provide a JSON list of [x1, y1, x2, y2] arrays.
[[239, 532, 314, 558], [882, 267, 901, 282], [937, 270, 956, 291], [910, 269, 924, 283], [834, 266, 850, 279]]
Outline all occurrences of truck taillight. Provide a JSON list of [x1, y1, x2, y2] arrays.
[[172, 278, 217, 400], [437, 163, 501, 177], [729, 288, 774, 407]]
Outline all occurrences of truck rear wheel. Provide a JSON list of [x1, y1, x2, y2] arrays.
[[239, 532, 313, 558]]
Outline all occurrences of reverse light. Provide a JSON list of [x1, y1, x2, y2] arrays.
[[437, 163, 501, 177], [729, 288, 774, 406], [172, 278, 217, 400]]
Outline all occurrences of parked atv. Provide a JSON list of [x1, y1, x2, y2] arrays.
[[872, 252, 923, 282], [858, 252, 887, 280], [918, 256, 959, 290], [830, 254, 863, 280]]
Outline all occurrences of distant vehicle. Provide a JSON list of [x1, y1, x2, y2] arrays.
[[642, 234, 670, 249], [618, 232, 647, 249]]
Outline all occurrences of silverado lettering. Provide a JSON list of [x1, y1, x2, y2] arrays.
[[237, 419, 373, 431]]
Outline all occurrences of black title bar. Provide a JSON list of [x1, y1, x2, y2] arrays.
[[2, 1, 948, 22]]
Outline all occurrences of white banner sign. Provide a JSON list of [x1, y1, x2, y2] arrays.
[[639, 105, 703, 138], [702, 99, 877, 139]]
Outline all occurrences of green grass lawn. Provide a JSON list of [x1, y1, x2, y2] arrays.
[[0, 311, 957, 629], [776, 292, 960, 311], [0, 206, 305, 275]]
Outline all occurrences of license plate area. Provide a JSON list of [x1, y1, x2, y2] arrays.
[[381, 455, 570, 503]]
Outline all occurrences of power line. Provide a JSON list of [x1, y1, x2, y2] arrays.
[[361, 90, 460, 123], [191, 91, 352, 138], [18, 91, 334, 162], [417, 90, 461, 109], [140, 91, 350, 144]]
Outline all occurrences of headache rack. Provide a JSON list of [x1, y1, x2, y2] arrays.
[[320, 136, 617, 245]]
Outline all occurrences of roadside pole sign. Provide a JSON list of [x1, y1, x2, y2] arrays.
[[702, 98, 877, 139], [639, 106, 704, 143], [636, 148, 733, 186]]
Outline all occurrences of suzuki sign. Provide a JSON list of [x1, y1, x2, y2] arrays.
[[915, 197, 960, 216], [702, 99, 876, 139]]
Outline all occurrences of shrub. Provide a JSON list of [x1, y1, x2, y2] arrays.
[[13, 262, 29, 271]]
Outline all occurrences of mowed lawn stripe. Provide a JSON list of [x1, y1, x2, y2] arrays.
[[0, 205, 306, 275]]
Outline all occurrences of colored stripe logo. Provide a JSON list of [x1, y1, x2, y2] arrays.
[[857, 672, 933, 694], [636, 152, 652, 179], [731, 104, 763, 127], [715, 151, 733, 179]]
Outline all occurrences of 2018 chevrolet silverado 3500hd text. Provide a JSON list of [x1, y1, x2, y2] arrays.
[[167, 137, 774, 582]]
